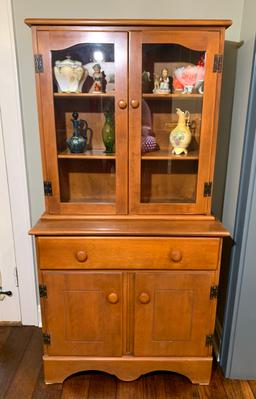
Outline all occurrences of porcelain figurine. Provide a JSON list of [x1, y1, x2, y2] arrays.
[[67, 112, 88, 153], [153, 68, 171, 94], [169, 108, 191, 155], [54, 56, 88, 93], [92, 63, 106, 92]]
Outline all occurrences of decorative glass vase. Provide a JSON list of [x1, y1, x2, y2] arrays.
[[67, 112, 87, 153], [102, 111, 115, 153]]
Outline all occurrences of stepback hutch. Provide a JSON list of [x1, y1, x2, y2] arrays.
[[26, 18, 231, 384]]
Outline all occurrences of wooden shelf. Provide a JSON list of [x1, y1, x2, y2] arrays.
[[141, 150, 199, 160], [54, 92, 115, 98], [142, 93, 203, 100], [58, 150, 116, 159]]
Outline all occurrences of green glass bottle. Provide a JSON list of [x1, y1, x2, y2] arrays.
[[102, 111, 115, 153]]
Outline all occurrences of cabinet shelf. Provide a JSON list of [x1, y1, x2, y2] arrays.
[[58, 150, 116, 159], [141, 150, 199, 160], [142, 93, 203, 100], [54, 92, 115, 98]]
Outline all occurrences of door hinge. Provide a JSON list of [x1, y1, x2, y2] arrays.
[[213, 54, 223, 73], [44, 181, 52, 196], [39, 284, 47, 298], [204, 182, 212, 197], [43, 333, 51, 345], [34, 54, 44, 73], [210, 285, 219, 299], [205, 334, 214, 346]]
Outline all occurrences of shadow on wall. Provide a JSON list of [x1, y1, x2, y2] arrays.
[[212, 40, 243, 221]]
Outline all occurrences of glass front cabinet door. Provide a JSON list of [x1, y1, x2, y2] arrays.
[[34, 27, 223, 215], [129, 30, 222, 215], [36, 30, 128, 214]]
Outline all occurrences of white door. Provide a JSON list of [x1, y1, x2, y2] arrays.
[[0, 112, 21, 322]]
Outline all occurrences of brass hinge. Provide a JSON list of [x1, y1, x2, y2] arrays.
[[210, 285, 219, 299], [39, 284, 47, 298], [34, 54, 44, 73], [205, 334, 214, 346], [44, 181, 52, 196], [213, 54, 223, 73], [42, 333, 51, 345], [204, 182, 212, 197]]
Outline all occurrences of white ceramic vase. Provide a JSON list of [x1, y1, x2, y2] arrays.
[[54, 56, 88, 93]]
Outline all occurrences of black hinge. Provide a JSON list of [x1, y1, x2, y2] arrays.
[[210, 285, 219, 299], [204, 182, 212, 197], [39, 284, 47, 298], [42, 333, 51, 345], [205, 334, 214, 346], [34, 54, 44, 73], [44, 181, 52, 196], [213, 54, 223, 73]]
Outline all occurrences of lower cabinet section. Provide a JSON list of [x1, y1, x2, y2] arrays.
[[41, 270, 217, 359]]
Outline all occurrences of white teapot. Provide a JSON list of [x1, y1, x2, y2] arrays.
[[54, 56, 88, 93]]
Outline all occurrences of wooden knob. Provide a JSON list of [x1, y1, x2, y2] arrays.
[[76, 250, 87, 262], [171, 250, 182, 262], [130, 99, 140, 109], [107, 292, 119, 304], [118, 99, 127, 109], [138, 292, 150, 304]]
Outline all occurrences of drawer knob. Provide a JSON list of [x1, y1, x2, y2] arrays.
[[171, 250, 182, 262], [130, 99, 140, 109], [76, 250, 87, 262], [138, 292, 150, 304], [107, 292, 119, 304], [118, 99, 127, 109]]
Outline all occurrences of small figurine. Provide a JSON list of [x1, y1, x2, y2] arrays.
[[92, 63, 103, 92], [153, 73, 160, 93], [169, 108, 191, 155], [159, 68, 171, 93], [153, 68, 171, 94]]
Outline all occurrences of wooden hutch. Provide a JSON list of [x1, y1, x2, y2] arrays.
[[26, 18, 231, 384]]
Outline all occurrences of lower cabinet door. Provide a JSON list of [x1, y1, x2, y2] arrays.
[[42, 271, 122, 356], [134, 271, 216, 357]]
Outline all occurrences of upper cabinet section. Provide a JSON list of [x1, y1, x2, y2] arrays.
[[27, 20, 230, 216]]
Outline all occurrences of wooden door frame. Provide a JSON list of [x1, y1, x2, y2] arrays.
[[0, 0, 38, 325]]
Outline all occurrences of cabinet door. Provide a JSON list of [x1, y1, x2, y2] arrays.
[[129, 30, 223, 214], [42, 271, 122, 356], [134, 271, 217, 356], [35, 30, 128, 214]]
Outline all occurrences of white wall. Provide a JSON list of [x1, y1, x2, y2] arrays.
[[222, 0, 256, 234], [11, 0, 244, 224]]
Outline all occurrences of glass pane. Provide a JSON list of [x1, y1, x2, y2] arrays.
[[51, 43, 116, 204], [141, 44, 205, 204], [59, 159, 115, 203]]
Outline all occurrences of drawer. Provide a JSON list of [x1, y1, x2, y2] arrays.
[[37, 237, 220, 270]]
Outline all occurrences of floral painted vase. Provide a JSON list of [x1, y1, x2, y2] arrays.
[[169, 108, 191, 155]]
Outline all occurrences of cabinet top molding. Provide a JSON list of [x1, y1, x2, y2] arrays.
[[25, 18, 232, 28]]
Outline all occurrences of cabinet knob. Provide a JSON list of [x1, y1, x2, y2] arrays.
[[75, 250, 87, 262], [107, 292, 119, 304], [130, 99, 140, 109], [118, 99, 127, 109], [138, 292, 150, 304], [170, 250, 182, 262]]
